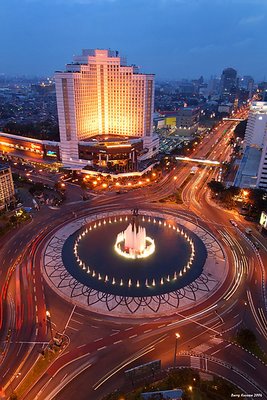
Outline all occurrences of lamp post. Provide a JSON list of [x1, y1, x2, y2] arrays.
[[173, 332, 180, 368], [243, 301, 248, 324], [46, 310, 53, 341]]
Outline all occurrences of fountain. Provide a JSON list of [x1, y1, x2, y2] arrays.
[[114, 209, 155, 259]]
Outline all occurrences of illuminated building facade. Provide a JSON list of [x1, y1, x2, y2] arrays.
[[0, 132, 60, 162], [0, 165, 15, 209], [55, 49, 159, 168]]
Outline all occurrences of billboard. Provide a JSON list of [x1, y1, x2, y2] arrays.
[[260, 211, 267, 229], [165, 117, 176, 127]]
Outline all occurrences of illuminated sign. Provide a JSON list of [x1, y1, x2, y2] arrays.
[[30, 143, 42, 150], [165, 117, 176, 126], [260, 211, 267, 229], [46, 150, 57, 157]]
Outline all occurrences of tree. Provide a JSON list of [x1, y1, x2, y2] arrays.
[[248, 189, 267, 215], [207, 180, 225, 194]]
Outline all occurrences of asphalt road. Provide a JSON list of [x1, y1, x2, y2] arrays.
[[1, 109, 267, 399]]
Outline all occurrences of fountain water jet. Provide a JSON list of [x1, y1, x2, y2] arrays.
[[114, 209, 155, 259]]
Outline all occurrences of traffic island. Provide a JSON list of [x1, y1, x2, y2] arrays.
[[13, 337, 69, 399]]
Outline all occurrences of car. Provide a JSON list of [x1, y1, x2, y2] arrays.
[[254, 242, 260, 249], [230, 219, 238, 227]]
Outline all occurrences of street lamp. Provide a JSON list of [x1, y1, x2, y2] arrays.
[[46, 310, 53, 340], [173, 332, 180, 367]]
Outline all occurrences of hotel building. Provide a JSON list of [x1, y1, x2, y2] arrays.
[[0, 165, 15, 209], [55, 49, 159, 169]]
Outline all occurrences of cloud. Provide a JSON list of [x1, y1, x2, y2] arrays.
[[239, 15, 265, 25]]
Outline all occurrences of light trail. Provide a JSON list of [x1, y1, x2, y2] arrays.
[[246, 290, 267, 341], [219, 230, 244, 301], [93, 335, 169, 391], [175, 156, 220, 165]]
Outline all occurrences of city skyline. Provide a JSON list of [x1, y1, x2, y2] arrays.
[[1, 0, 267, 79]]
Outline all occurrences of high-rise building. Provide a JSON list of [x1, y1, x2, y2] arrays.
[[0, 165, 15, 209], [257, 139, 267, 189], [55, 49, 159, 168], [240, 75, 254, 98], [220, 68, 237, 102], [235, 102, 267, 188], [243, 102, 267, 148]]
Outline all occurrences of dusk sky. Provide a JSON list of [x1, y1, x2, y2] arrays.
[[2, 0, 267, 80]]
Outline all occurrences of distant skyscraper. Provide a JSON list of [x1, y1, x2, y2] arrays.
[[220, 67, 237, 102], [240, 75, 254, 98], [55, 49, 158, 166], [0, 165, 15, 209]]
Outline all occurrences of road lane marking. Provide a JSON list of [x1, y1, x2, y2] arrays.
[[129, 334, 137, 339], [125, 327, 133, 331], [67, 326, 78, 331], [94, 337, 103, 342], [113, 340, 122, 345], [244, 360, 256, 370], [97, 346, 107, 351], [144, 329, 152, 333], [74, 311, 86, 317], [16, 343, 23, 356], [77, 344, 87, 349], [71, 318, 83, 325], [2, 368, 10, 378]]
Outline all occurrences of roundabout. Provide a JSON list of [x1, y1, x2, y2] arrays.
[[42, 209, 228, 317]]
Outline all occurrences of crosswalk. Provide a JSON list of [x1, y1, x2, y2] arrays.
[[191, 337, 224, 354], [190, 356, 201, 369], [191, 343, 212, 353]]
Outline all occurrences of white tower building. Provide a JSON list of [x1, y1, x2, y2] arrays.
[[256, 140, 267, 189], [243, 102, 267, 148], [235, 102, 267, 188]]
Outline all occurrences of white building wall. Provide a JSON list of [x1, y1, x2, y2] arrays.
[[257, 140, 267, 189], [244, 102, 267, 148]]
